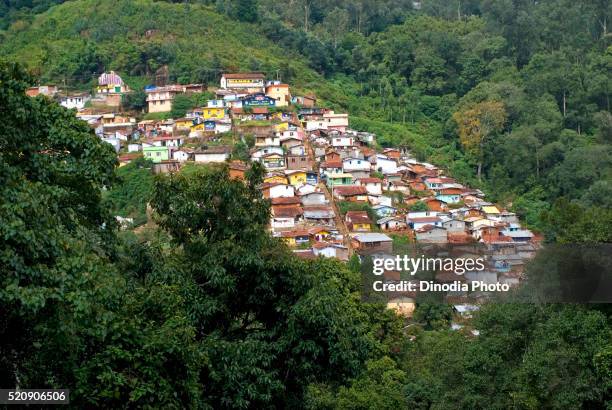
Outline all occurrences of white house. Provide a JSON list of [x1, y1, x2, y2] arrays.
[[306, 119, 328, 131], [375, 155, 398, 174], [127, 143, 141, 153], [297, 184, 318, 196], [172, 150, 192, 162], [331, 135, 354, 148], [342, 157, 371, 174], [207, 99, 227, 108], [193, 147, 231, 163], [255, 135, 281, 147], [358, 177, 383, 195], [102, 137, 121, 153], [267, 184, 295, 199], [271, 216, 296, 230], [323, 111, 349, 133], [312, 243, 348, 260], [251, 146, 284, 160], [60, 93, 90, 110]]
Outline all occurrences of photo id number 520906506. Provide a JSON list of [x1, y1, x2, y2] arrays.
[[0, 389, 69, 404]]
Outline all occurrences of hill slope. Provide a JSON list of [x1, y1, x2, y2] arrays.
[[0, 0, 323, 90], [0, 0, 431, 157]]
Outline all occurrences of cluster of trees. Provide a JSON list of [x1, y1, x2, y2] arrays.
[[0, 0, 318, 87]]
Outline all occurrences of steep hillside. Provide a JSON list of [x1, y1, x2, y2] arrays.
[[0, 0, 431, 159], [0, 0, 322, 91]]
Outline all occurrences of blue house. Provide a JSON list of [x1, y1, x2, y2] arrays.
[[372, 204, 397, 218], [243, 93, 276, 107], [306, 171, 318, 185], [436, 192, 461, 204]]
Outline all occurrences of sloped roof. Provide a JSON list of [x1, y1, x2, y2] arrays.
[[223, 72, 265, 79], [352, 233, 392, 243], [333, 186, 368, 196], [272, 205, 303, 218], [271, 197, 302, 205]]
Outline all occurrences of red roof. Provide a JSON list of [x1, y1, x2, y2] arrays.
[[358, 177, 382, 184], [271, 197, 302, 205], [408, 217, 441, 223], [229, 160, 248, 171], [439, 187, 464, 195], [333, 186, 368, 196], [346, 211, 372, 224], [279, 229, 310, 237], [272, 205, 303, 218], [321, 161, 342, 168], [416, 224, 445, 233], [293, 249, 317, 260]]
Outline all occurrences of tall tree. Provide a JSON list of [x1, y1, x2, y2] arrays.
[[453, 100, 507, 180]]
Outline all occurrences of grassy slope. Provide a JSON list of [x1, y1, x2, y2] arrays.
[[0, 0, 322, 89]]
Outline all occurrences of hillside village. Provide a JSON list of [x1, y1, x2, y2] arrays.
[[28, 71, 540, 308]]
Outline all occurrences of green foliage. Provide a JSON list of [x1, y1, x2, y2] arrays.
[[122, 89, 147, 112], [541, 198, 612, 244], [104, 157, 154, 226], [412, 302, 454, 330], [409, 201, 428, 212]]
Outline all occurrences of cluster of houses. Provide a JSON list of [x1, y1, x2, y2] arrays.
[[27, 70, 544, 322], [28, 71, 540, 298]]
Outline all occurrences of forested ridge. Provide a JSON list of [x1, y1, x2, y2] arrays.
[[1, 0, 611, 408]]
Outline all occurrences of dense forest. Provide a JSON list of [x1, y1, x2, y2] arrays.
[[1, 0, 611, 407]]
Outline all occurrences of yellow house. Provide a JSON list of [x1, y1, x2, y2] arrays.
[[353, 222, 372, 231], [275, 122, 290, 132], [271, 112, 285, 121], [191, 123, 205, 132], [481, 205, 500, 216], [287, 171, 307, 186], [202, 107, 226, 120], [175, 118, 194, 129], [264, 174, 288, 184], [265, 83, 290, 107]]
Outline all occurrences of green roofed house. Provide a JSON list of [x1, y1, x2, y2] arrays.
[[143, 146, 170, 163]]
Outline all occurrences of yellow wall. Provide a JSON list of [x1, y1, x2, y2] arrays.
[[203, 107, 226, 120], [353, 223, 371, 231], [275, 122, 289, 132], [288, 172, 307, 186], [266, 86, 290, 107], [148, 99, 173, 113], [176, 120, 193, 128], [264, 175, 288, 184]]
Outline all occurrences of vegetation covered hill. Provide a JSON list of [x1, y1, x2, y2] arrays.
[[0, 0, 322, 90], [2, 62, 611, 408], [2, 0, 610, 232], [1, 1, 612, 407]]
